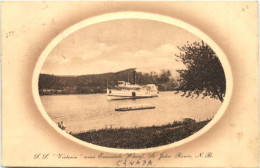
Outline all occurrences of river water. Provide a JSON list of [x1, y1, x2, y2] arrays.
[[40, 91, 221, 133]]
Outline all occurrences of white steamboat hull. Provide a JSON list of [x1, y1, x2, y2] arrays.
[[107, 89, 158, 100], [107, 95, 158, 100]]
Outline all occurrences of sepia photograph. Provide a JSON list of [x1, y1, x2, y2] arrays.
[[38, 19, 226, 149], [2, 2, 258, 167]]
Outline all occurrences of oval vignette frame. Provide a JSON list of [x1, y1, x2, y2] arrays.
[[32, 12, 233, 153]]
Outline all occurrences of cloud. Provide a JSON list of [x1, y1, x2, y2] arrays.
[[81, 44, 184, 75], [68, 43, 186, 76], [116, 44, 185, 76], [154, 44, 178, 54], [41, 19, 201, 76], [46, 52, 71, 64], [81, 50, 102, 60], [81, 43, 118, 61], [42, 42, 185, 76]]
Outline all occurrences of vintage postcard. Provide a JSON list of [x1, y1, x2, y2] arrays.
[[1, 1, 259, 167]]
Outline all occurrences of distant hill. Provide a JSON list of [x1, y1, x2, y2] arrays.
[[38, 68, 177, 95]]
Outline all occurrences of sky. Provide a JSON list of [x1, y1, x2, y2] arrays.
[[41, 19, 201, 77]]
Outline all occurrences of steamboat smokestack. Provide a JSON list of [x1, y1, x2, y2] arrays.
[[132, 70, 136, 85]]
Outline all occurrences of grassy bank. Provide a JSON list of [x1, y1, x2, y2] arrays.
[[72, 119, 211, 149]]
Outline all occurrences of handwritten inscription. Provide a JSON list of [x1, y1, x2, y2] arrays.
[[176, 152, 213, 158], [116, 153, 152, 167], [33, 152, 213, 167], [116, 159, 153, 167]]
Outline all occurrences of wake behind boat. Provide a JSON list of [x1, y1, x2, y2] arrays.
[[107, 70, 159, 100]]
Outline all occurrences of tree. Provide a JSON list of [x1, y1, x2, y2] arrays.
[[175, 41, 226, 102], [158, 70, 171, 83]]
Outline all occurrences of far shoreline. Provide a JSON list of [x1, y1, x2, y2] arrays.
[[39, 90, 176, 96]]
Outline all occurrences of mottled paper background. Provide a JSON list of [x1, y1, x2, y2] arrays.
[[2, 1, 259, 167]]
